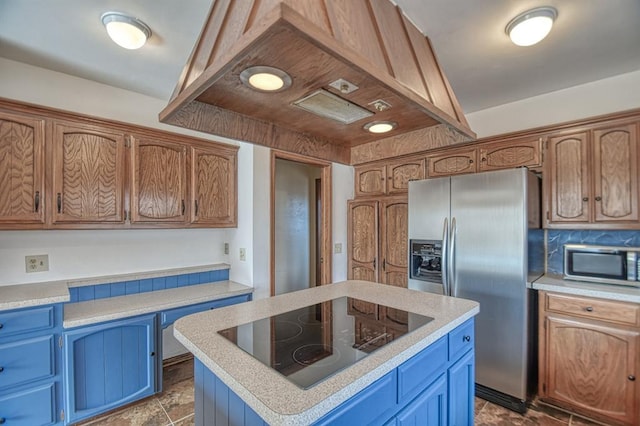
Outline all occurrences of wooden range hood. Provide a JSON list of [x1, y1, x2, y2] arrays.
[[160, 0, 476, 164]]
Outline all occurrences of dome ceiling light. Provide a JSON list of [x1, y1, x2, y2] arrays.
[[240, 66, 292, 92], [506, 7, 557, 47], [101, 12, 152, 50], [364, 121, 397, 134]]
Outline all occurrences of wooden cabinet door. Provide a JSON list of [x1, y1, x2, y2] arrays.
[[355, 164, 386, 197], [348, 200, 379, 282], [547, 132, 590, 224], [478, 138, 542, 171], [543, 314, 639, 426], [592, 123, 638, 223], [0, 110, 45, 224], [52, 121, 125, 224], [427, 148, 477, 178], [191, 147, 236, 226], [130, 136, 187, 223], [386, 159, 425, 194], [379, 198, 409, 327]]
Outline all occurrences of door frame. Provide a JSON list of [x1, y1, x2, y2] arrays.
[[270, 150, 332, 296]]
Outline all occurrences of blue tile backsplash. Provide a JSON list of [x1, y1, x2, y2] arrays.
[[69, 268, 230, 303], [547, 230, 640, 274]]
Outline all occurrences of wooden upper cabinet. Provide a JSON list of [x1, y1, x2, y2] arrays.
[[479, 138, 542, 171], [52, 121, 125, 224], [0, 110, 45, 224], [387, 159, 425, 194], [546, 132, 590, 224], [130, 136, 187, 223], [592, 123, 638, 222], [545, 122, 639, 228], [427, 147, 477, 178], [191, 147, 237, 226], [355, 164, 386, 197], [354, 158, 425, 197]]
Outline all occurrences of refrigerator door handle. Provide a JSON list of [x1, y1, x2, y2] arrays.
[[441, 217, 450, 296], [450, 217, 457, 297]]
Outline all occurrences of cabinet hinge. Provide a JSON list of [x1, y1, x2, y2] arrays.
[[546, 211, 550, 220], [59, 336, 63, 348], [125, 136, 131, 148], [124, 210, 129, 221], [542, 383, 546, 393], [60, 409, 65, 422]]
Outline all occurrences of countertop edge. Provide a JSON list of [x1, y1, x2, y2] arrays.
[[533, 274, 640, 303]]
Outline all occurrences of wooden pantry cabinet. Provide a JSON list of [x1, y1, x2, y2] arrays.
[[545, 121, 639, 228], [0, 99, 238, 230], [0, 109, 45, 225], [539, 291, 640, 426]]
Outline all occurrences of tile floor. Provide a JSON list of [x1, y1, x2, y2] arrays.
[[80, 357, 612, 426]]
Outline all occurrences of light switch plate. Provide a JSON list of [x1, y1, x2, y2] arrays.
[[239, 248, 246, 261], [25, 254, 49, 273], [334, 243, 343, 254], [224, 243, 229, 255]]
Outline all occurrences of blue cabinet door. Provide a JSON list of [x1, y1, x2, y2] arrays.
[[63, 314, 157, 424], [448, 349, 474, 426], [393, 374, 448, 426]]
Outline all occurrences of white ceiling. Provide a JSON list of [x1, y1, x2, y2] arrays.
[[1, 0, 639, 114]]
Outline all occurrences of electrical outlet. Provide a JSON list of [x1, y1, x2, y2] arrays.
[[334, 243, 342, 254], [224, 242, 229, 255], [239, 248, 246, 261], [25, 254, 49, 273]]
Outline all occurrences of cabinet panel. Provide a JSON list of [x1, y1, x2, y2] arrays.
[[427, 148, 476, 178], [394, 373, 447, 426], [0, 383, 56, 426], [479, 138, 541, 171], [448, 350, 475, 426], [348, 200, 379, 282], [52, 121, 125, 223], [131, 137, 187, 223], [0, 335, 54, 390], [64, 315, 156, 424], [0, 110, 45, 224], [192, 147, 236, 225], [355, 165, 386, 197], [387, 159, 425, 194], [593, 123, 638, 222], [545, 292, 640, 327], [380, 200, 408, 285], [547, 132, 590, 223], [544, 314, 638, 425]]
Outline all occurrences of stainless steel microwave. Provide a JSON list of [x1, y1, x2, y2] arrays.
[[564, 244, 640, 286]]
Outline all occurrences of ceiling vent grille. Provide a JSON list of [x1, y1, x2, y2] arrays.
[[292, 90, 373, 124]]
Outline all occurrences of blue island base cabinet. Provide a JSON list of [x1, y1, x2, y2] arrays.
[[193, 318, 475, 426]]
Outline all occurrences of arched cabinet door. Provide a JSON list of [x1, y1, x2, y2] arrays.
[[63, 314, 157, 424], [0, 109, 45, 225]]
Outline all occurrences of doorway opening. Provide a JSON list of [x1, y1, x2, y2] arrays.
[[270, 151, 332, 296]]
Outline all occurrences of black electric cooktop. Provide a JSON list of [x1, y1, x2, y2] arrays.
[[218, 296, 433, 389]]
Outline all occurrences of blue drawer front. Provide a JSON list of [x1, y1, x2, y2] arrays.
[[0, 383, 56, 425], [313, 370, 398, 426], [161, 294, 251, 327], [397, 336, 448, 403], [0, 306, 54, 338], [0, 335, 54, 391], [448, 319, 474, 361]]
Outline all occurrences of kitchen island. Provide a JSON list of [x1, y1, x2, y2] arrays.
[[174, 280, 479, 425]]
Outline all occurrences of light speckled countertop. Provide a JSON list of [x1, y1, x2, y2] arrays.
[[174, 280, 479, 426], [64, 280, 252, 328], [0, 281, 70, 311], [533, 274, 640, 303]]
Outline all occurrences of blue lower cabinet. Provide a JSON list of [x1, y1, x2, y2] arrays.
[[448, 350, 474, 426], [63, 314, 157, 424], [388, 373, 448, 426], [0, 303, 63, 425]]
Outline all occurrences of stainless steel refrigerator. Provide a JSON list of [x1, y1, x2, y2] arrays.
[[408, 168, 544, 413]]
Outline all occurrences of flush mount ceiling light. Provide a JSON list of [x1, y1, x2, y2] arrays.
[[240, 66, 292, 92], [101, 12, 151, 50], [364, 121, 397, 134], [506, 7, 557, 47]]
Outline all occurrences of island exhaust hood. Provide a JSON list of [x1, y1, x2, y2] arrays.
[[160, 0, 476, 164]]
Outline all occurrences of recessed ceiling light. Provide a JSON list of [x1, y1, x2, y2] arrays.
[[101, 12, 151, 50], [506, 7, 557, 47], [364, 121, 397, 134], [240, 66, 292, 92]]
